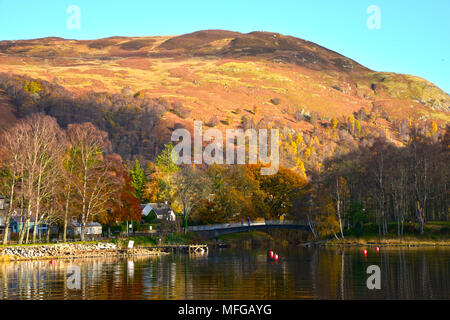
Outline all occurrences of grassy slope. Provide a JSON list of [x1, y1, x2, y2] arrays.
[[0, 30, 448, 135]]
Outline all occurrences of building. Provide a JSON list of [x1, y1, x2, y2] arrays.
[[68, 221, 103, 238], [0, 196, 10, 237], [8, 215, 58, 237], [141, 203, 176, 222]]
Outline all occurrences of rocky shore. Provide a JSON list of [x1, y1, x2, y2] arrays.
[[0, 243, 167, 261]]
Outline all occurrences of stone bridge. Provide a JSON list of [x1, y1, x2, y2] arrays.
[[187, 220, 310, 238]]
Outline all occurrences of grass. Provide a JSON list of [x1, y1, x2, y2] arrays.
[[326, 237, 450, 247], [0, 241, 100, 248], [326, 221, 450, 247]]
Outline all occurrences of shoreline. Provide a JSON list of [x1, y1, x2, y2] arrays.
[[321, 237, 450, 248], [0, 242, 169, 262]]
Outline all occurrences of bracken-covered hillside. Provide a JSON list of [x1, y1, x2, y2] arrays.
[[0, 30, 448, 173]]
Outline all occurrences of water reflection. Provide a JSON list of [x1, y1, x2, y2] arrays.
[[0, 247, 449, 300]]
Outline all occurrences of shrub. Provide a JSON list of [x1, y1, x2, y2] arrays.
[[206, 115, 219, 127], [171, 101, 191, 119], [270, 97, 281, 105]]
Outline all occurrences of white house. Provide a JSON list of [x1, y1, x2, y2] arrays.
[[141, 203, 176, 222], [68, 221, 103, 237]]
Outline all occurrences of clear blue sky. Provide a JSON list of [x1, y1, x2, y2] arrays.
[[0, 0, 449, 93]]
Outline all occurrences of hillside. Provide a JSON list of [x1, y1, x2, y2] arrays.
[[0, 90, 18, 130], [0, 30, 448, 171]]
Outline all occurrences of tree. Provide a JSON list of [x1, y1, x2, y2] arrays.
[[129, 159, 148, 202], [0, 114, 67, 244], [247, 165, 308, 218], [99, 154, 142, 237], [331, 117, 338, 129], [0, 123, 27, 244], [199, 165, 269, 224], [175, 166, 211, 233], [67, 122, 114, 241], [315, 191, 340, 239], [156, 143, 179, 174]]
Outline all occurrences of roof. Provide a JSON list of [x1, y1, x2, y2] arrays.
[[70, 221, 102, 228], [142, 203, 173, 217]]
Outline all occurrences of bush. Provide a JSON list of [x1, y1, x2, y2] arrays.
[[171, 101, 191, 119], [206, 115, 219, 127], [270, 97, 281, 105], [164, 232, 195, 244]]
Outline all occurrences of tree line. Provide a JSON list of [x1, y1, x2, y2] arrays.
[[0, 114, 141, 244], [0, 73, 168, 161]]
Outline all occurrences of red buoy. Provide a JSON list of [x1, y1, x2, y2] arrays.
[[269, 251, 274, 259], [274, 253, 279, 261], [363, 249, 368, 256], [50, 259, 55, 265], [376, 247, 380, 253]]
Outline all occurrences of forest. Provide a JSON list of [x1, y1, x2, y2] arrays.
[[0, 73, 448, 243]]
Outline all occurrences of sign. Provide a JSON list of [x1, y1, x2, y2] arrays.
[[127, 240, 134, 249]]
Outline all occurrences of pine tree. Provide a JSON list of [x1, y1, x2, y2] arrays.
[[130, 159, 148, 202]]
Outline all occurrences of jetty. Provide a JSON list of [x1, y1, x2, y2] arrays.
[[140, 244, 208, 254]]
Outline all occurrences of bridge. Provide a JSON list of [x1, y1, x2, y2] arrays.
[[187, 220, 310, 238]]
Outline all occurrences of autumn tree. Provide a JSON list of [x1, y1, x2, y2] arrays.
[[247, 165, 308, 218], [175, 166, 211, 233], [99, 154, 142, 236], [67, 122, 114, 241]]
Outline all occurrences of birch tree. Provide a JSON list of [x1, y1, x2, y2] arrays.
[[67, 123, 113, 241]]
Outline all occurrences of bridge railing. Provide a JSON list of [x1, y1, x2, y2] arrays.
[[187, 220, 307, 232]]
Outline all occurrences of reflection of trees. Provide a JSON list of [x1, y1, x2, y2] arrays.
[[0, 248, 449, 299]]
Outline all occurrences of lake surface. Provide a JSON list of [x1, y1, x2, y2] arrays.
[[0, 246, 449, 300]]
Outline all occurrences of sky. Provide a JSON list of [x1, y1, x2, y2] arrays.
[[0, 0, 449, 93]]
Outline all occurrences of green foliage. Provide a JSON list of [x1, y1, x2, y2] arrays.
[[24, 80, 43, 95], [156, 143, 179, 174], [164, 232, 195, 244], [347, 202, 367, 237], [129, 159, 148, 202], [141, 211, 158, 224]]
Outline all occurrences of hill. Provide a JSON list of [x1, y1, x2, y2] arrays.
[[0, 89, 18, 130], [0, 30, 448, 171]]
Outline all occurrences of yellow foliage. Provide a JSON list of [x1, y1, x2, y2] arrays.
[[304, 148, 311, 158], [430, 121, 438, 136], [295, 134, 303, 146], [313, 136, 320, 145], [331, 117, 338, 129], [296, 158, 306, 178], [24, 80, 43, 95]]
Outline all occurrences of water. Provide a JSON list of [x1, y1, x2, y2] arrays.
[[0, 247, 449, 300]]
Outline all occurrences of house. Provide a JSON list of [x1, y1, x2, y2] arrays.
[[141, 203, 176, 222], [9, 215, 58, 237], [68, 220, 103, 238], [0, 196, 10, 235]]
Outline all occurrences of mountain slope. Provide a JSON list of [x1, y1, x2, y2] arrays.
[[0, 30, 448, 139]]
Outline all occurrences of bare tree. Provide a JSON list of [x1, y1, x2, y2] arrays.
[[175, 166, 211, 233], [0, 123, 27, 244], [67, 123, 113, 241]]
